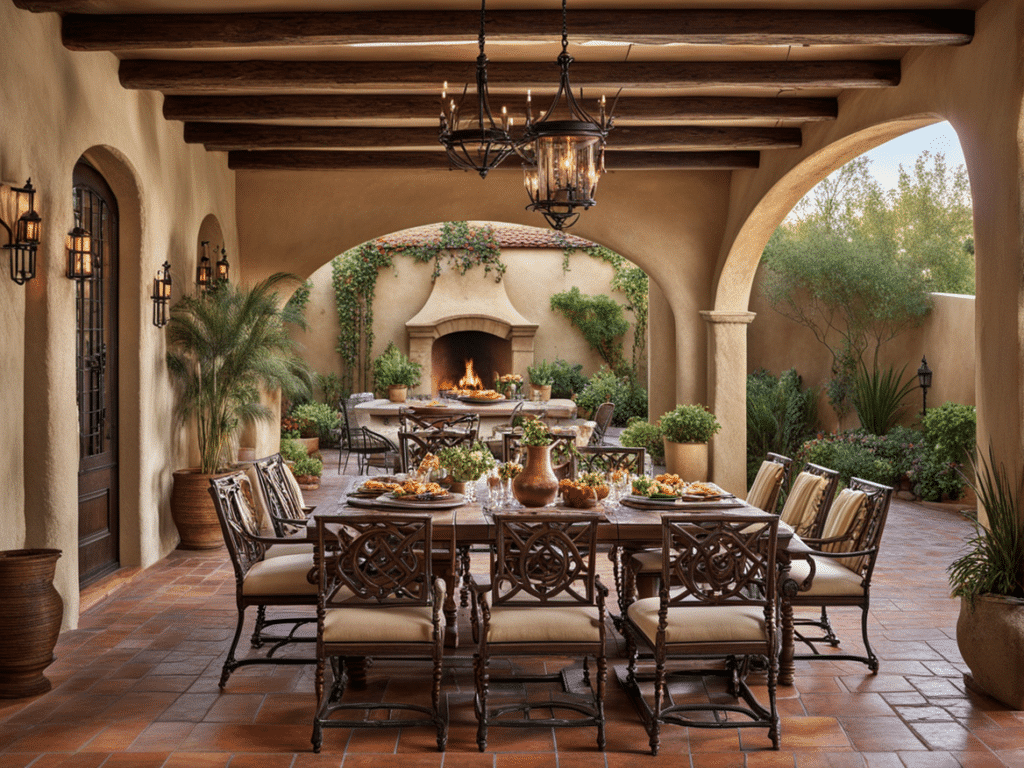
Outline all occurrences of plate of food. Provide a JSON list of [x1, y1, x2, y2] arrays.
[[457, 390, 506, 404], [387, 480, 451, 501], [349, 477, 403, 498]]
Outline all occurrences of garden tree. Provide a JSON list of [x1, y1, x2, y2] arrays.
[[549, 287, 631, 378], [762, 148, 971, 419]]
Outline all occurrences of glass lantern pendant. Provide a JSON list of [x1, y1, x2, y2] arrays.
[[521, 0, 613, 230], [439, 0, 516, 178]]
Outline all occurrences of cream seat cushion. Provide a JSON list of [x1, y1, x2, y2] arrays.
[[788, 556, 864, 597], [628, 598, 767, 644], [264, 541, 315, 559], [779, 472, 829, 535], [321, 581, 445, 644], [486, 604, 604, 644], [242, 552, 318, 596], [746, 460, 785, 512]]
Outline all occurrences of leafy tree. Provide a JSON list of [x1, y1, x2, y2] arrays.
[[549, 287, 630, 377]]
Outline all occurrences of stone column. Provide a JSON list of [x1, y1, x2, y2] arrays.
[[510, 327, 537, 381], [700, 310, 755, 496], [406, 328, 435, 396], [647, 279, 676, 421]]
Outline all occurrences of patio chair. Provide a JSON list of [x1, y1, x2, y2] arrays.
[[778, 462, 839, 538], [575, 445, 646, 476], [208, 472, 317, 689], [469, 514, 608, 751], [398, 427, 480, 474], [252, 453, 313, 536], [620, 513, 781, 753], [746, 452, 794, 515], [501, 431, 577, 480], [337, 399, 399, 475], [589, 401, 615, 446], [311, 513, 447, 753], [399, 410, 480, 439], [788, 477, 894, 672]]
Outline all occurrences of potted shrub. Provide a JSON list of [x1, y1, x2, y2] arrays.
[[949, 447, 1024, 708], [527, 360, 556, 402], [373, 342, 422, 403], [292, 453, 324, 491], [659, 404, 721, 480], [166, 274, 310, 549], [288, 401, 340, 453], [619, 417, 665, 465]]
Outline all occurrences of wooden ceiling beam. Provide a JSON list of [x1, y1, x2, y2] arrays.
[[183, 122, 801, 151], [226, 149, 760, 171], [164, 94, 838, 124], [61, 10, 973, 51], [122, 59, 900, 93]]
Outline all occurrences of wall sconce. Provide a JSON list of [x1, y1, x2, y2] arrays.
[[215, 246, 230, 284], [196, 240, 212, 290], [3, 178, 42, 285], [66, 223, 93, 280], [917, 355, 933, 416], [151, 261, 172, 327]]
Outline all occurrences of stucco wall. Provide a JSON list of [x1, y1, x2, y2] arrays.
[[290, 241, 642, 396], [1, 3, 237, 627], [749, 286, 976, 432]]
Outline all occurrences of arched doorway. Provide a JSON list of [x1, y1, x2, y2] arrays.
[[73, 161, 120, 587]]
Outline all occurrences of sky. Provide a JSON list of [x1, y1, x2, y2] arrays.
[[859, 121, 966, 190]]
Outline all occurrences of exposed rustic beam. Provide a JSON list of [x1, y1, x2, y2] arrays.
[[185, 122, 801, 151], [164, 94, 838, 124], [123, 59, 900, 93], [226, 149, 760, 171], [62, 10, 973, 51]]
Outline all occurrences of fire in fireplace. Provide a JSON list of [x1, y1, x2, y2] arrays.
[[432, 331, 511, 394]]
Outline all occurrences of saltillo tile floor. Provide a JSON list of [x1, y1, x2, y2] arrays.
[[2, 453, 1022, 767]]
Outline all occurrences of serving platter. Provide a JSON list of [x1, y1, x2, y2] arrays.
[[457, 395, 506, 405], [346, 493, 465, 511], [620, 494, 745, 511]]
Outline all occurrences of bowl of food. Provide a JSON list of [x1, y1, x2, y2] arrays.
[[559, 479, 599, 508]]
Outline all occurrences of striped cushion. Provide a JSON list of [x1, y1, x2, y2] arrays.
[[780, 472, 828, 536], [818, 488, 869, 572], [746, 460, 785, 512]]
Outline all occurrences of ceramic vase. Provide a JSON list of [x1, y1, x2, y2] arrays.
[[0, 549, 63, 698], [512, 444, 559, 507]]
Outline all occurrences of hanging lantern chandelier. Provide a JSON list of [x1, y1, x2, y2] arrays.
[[439, 0, 516, 178], [521, 0, 614, 230]]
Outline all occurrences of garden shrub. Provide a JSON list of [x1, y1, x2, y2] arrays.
[[619, 417, 664, 463], [576, 368, 647, 426], [796, 431, 896, 487], [909, 452, 965, 502], [746, 368, 818, 487], [280, 438, 308, 463], [549, 358, 589, 400], [922, 402, 976, 467], [290, 402, 340, 444]]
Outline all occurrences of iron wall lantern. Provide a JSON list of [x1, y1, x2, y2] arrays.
[[152, 261, 172, 327], [196, 240, 212, 290], [3, 178, 42, 285], [216, 247, 230, 284], [65, 224, 93, 280], [917, 356, 933, 415]]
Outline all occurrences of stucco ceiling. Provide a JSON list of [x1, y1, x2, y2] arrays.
[[13, 0, 983, 171]]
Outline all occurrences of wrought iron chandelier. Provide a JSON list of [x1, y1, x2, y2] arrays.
[[520, 0, 614, 230], [439, 0, 516, 178]]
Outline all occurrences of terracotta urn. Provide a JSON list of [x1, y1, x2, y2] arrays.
[[956, 594, 1024, 708], [512, 444, 559, 507], [171, 469, 230, 550], [663, 439, 709, 481], [0, 549, 63, 698]]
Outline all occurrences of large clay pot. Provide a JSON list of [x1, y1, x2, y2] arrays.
[[0, 549, 63, 698], [512, 444, 559, 507], [388, 385, 409, 403], [530, 384, 552, 402], [956, 594, 1024, 708], [663, 439, 709, 481], [171, 469, 230, 550]]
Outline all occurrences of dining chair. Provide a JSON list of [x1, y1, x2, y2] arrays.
[[398, 427, 479, 474], [501, 431, 577, 480], [575, 445, 646, 476], [311, 513, 447, 753], [208, 472, 317, 689], [399, 410, 480, 439], [252, 452, 313, 536], [470, 513, 608, 751], [746, 452, 793, 514], [778, 462, 840, 538], [337, 399, 399, 474], [589, 401, 615, 446], [620, 513, 781, 753], [787, 476, 894, 672]]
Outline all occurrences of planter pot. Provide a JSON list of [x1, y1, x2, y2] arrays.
[[956, 594, 1024, 708], [296, 475, 320, 491], [388, 385, 409, 403], [663, 439, 709, 480], [530, 384, 552, 402], [171, 468, 231, 550], [512, 444, 559, 507], [0, 549, 63, 698], [449, 480, 467, 495], [297, 436, 319, 454]]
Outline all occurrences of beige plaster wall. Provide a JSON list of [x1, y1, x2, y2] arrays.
[[749, 288, 976, 432], [2, 3, 237, 627], [290, 242, 640, 397]]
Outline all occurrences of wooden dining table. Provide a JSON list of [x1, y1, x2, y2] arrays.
[[308, 476, 814, 686]]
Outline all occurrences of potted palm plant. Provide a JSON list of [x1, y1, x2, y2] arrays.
[[949, 446, 1024, 708], [659, 404, 721, 480], [166, 273, 310, 549], [372, 342, 422, 403]]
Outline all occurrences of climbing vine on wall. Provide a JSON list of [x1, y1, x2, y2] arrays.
[[332, 222, 506, 394]]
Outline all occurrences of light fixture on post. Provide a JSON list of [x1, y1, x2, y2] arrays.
[[65, 218, 93, 280], [917, 355, 933, 416], [196, 240, 212, 290], [438, 0, 515, 178], [215, 246, 230, 284], [520, 0, 614, 231], [3, 178, 42, 285], [151, 261, 172, 328]]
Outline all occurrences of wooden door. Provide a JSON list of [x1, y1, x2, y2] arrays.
[[74, 163, 120, 587]]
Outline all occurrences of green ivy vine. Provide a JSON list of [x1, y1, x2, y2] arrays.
[[332, 222, 506, 394]]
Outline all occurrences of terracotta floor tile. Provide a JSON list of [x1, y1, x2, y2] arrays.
[[343, 754, 443, 767], [971, 727, 1024, 752], [908, 721, 990, 752], [223, 753, 297, 768], [5, 722, 108, 752], [774, 716, 850, 749], [895, 752, 962, 768], [29, 755, 108, 768], [950, 753, 1010, 768], [858, 754, 901, 768], [79, 721, 150, 752], [179, 723, 313, 752], [289, 753, 346, 768], [492, 755, 558, 768], [439, 753, 496, 768], [126, 721, 197, 751], [160, 753, 232, 768], [101, 752, 171, 767], [0, 756, 37, 768], [794, 753, 865, 768], [838, 717, 927, 753], [203, 693, 266, 723]]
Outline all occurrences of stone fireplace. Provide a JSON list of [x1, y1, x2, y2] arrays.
[[405, 266, 538, 396]]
